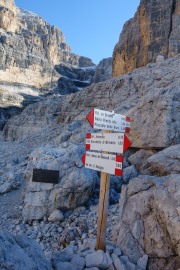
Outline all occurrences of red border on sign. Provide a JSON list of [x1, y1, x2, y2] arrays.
[[126, 116, 131, 122], [125, 127, 130, 133], [116, 155, 123, 162], [86, 144, 91, 150], [115, 169, 122, 176], [86, 133, 91, 139], [86, 109, 94, 128], [81, 153, 86, 165]]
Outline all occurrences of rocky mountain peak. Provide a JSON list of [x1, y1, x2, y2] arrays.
[[113, 0, 180, 77]]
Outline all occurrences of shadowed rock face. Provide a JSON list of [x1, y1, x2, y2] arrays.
[[113, 0, 180, 77], [92, 57, 112, 83]]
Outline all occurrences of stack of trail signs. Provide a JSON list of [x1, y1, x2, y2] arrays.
[[81, 108, 131, 251]]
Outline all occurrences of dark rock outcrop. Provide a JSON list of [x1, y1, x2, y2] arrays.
[[54, 63, 96, 94], [113, 0, 180, 77], [92, 57, 112, 83]]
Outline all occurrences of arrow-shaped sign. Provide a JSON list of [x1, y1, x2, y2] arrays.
[[86, 132, 131, 154], [86, 108, 130, 133], [81, 151, 123, 176]]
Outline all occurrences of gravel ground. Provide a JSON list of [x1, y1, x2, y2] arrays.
[[0, 137, 120, 258], [0, 181, 25, 229]]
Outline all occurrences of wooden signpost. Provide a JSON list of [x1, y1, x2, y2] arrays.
[[82, 108, 131, 251]]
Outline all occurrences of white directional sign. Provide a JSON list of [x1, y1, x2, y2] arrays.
[[81, 151, 123, 176], [86, 132, 131, 154], [86, 108, 130, 133]]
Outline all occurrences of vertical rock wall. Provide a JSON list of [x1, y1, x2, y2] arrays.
[[0, 1, 95, 89], [113, 0, 180, 77]]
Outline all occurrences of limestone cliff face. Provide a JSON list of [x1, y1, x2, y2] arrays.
[[0, 0, 16, 12], [0, 0, 17, 32], [0, 1, 96, 129], [0, 1, 95, 89], [113, 0, 180, 77]]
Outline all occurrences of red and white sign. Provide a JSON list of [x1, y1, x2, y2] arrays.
[[81, 151, 123, 176], [86, 108, 130, 133], [86, 133, 131, 154]]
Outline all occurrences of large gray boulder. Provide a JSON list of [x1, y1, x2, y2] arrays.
[[114, 174, 180, 270], [0, 231, 51, 270], [22, 142, 97, 220], [147, 144, 180, 175], [128, 149, 155, 172]]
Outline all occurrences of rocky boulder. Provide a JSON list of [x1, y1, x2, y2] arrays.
[[114, 173, 180, 270], [113, 0, 180, 76], [23, 142, 97, 220], [128, 149, 155, 174], [148, 144, 180, 176], [0, 231, 51, 270]]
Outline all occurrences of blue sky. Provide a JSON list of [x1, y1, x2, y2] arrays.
[[15, 0, 140, 64]]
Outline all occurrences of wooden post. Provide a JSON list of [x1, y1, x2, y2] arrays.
[[96, 130, 110, 251]]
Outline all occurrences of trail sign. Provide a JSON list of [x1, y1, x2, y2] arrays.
[[81, 151, 123, 176], [86, 132, 131, 154], [86, 108, 130, 133], [82, 108, 132, 252]]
